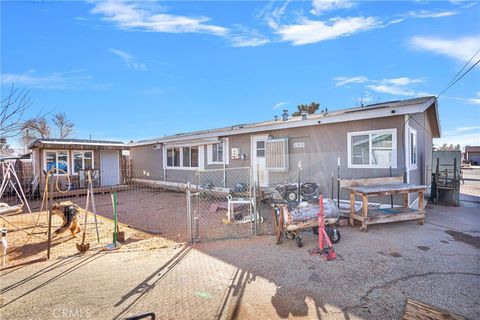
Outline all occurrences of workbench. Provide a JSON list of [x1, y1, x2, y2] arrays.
[[343, 180, 427, 231]]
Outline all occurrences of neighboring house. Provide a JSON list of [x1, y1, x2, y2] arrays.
[[464, 146, 480, 165], [129, 96, 440, 202], [29, 139, 128, 193]]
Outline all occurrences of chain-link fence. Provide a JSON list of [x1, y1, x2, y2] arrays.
[[461, 166, 480, 198], [188, 167, 268, 242]]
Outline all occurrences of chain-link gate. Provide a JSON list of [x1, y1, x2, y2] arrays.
[[186, 167, 263, 242]]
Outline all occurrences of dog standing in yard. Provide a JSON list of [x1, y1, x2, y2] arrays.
[[0, 227, 7, 267], [51, 203, 81, 237]]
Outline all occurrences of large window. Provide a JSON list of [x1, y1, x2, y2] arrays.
[[45, 150, 69, 174], [166, 147, 198, 168], [409, 127, 417, 169], [212, 143, 223, 163], [348, 129, 397, 168], [73, 151, 93, 173]]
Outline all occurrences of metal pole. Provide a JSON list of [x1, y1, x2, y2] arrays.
[[337, 157, 340, 208], [46, 171, 54, 260], [186, 182, 193, 243], [389, 166, 394, 208]]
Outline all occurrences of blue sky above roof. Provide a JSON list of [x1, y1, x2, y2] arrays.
[[1, 0, 479, 149]]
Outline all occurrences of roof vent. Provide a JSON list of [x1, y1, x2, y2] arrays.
[[301, 112, 308, 120], [274, 115, 278, 121], [282, 110, 289, 121]]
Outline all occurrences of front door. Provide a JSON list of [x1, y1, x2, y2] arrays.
[[251, 135, 269, 187], [100, 150, 120, 186]]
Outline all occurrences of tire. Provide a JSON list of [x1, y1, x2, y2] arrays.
[[329, 228, 341, 244], [312, 227, 319, 235], [287, 191, 298, 202], [296, 235, 303, 247]]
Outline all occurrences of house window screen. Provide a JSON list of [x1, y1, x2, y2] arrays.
[[266, 138, 289, 172], [348, 129, 396, 168]]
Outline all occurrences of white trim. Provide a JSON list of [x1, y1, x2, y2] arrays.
[[37, 141, 125, 147], [164, 146, 200, 170], [224, 138, 230, 165], [130, 97, 437, 147], [347, 128, 397, 169], [207, 141, 225, 165], [408, 126, 418, 170], [71, 150, 95, 175], [43, 149, 70, 175]]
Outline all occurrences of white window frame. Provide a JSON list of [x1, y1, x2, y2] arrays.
[[347, 128, 397, 169], [165, 146, 199, 170], [43, 150, 70, 175], [408, 127, 417, 170], [72, 150, 94, 175], [207, 138, 229, 165]]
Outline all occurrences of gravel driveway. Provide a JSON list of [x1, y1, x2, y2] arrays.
[[1, 202, 479, 320]]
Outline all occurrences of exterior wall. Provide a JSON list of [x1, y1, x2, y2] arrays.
[[467, 152, 480, 165], [35, 146, 125, 193], [129, 145, 163, 180]]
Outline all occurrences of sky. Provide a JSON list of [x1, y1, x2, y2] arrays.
[[1, 0, 479, 151]]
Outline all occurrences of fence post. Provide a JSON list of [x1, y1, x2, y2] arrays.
[[186, 182, 193, 244]]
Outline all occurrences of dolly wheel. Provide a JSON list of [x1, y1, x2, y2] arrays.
[[296, 235, 303, 247], [329, 229, 341, 244]]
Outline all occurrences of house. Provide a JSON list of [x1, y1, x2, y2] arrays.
[[129, 96, 441, 202], [29, 139, 129, 193], [464, 146, 480, 165]]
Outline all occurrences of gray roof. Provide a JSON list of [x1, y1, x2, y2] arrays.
[[133, 96, 438, 146], [28, 138, 126, 149]]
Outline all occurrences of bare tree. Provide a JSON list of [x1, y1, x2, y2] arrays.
[[52, 112, 74, 139], [23, 117, 52, 139], [0, 85, 33, 138]]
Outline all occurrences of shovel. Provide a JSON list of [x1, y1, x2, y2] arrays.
[[76, 186, 90, 253]]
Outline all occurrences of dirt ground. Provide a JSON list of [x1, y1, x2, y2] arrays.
[[1, 205, 173, 267], [1, 200, 479, 320]]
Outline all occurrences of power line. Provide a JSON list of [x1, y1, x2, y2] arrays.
[[443, 48, 480, 91], [437, 49, 480, 98], [437, 58, 480, 98]]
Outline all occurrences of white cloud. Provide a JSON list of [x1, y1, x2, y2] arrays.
[[310, 0, 354, 15], [91, 0, 228, 36], [1, 70, 91, 89], [229, 26, 270, 47], [335, 76, 424, 96], [366, 84, 416, 96], [109, 48, 147, 71], [334, 76, 369, 87], [442, 92, 480, 105], [435, 126, 480, 148], [409, 35, 480, 62], [273, 101, 287, 110], [274, 16, 380, 45], [407, 10, 458, 18]]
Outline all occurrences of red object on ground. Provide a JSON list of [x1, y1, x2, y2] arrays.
[[317, 195, 337, 261]]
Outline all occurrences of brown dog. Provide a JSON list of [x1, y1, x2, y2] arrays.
[[51, 203, 81, 237]]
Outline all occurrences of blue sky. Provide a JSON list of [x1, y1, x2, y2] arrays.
[[1, 0, 479, 149]]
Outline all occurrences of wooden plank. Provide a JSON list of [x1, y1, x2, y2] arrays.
[[52, 185, 129, 198], [340, 176, 403, 189], [365, 212, 425, 225], [344, 184, 427, 196], [403, 298, 465, 320], [362, 195, 368, 231], [349, 192, 355, 226]]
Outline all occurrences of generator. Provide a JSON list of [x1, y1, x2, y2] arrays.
[[431, 151, 461, 206]]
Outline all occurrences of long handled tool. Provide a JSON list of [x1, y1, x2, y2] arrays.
[[103, 191, 121, 251], [86, 171, 100, 243], [76, 186, 90, 253]]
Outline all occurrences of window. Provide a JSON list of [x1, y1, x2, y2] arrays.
[[256, 141, 265, 157], [212, 143, 223, 163], [409, 128, 417, 168], [348, 129, 397, 168], [182, 147, 199, 167], [166, 147, 198, 168], [72, 151, 93, 174], [44, 150, 69, 174], [207, 139, 229, 165], [266, 138, 289, 172]]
